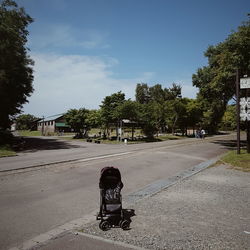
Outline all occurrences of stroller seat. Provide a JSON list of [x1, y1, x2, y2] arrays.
[[104, 185, 122, 213]]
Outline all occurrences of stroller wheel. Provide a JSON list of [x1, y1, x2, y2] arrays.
[[119, 220, 130, 230], [99, 220, 110, 231]]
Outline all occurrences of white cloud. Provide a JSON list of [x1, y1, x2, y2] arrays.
[[29, 24, 110, 50], [23, 53, 154, 117]]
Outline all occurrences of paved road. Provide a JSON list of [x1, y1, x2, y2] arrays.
[[0, 134, 237, 172], [0, 134, 238, 249]]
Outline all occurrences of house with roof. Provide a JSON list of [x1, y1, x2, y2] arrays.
[[37, 114, 71, 135]]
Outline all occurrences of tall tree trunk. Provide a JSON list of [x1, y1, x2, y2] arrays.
[[172, 116, 178, 135]]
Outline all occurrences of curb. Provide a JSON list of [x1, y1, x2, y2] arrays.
[[125, 157, 219, 203]]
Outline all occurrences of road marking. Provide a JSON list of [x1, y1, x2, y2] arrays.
[[76, 152, 133, 162], [0, 152, 134, 175]]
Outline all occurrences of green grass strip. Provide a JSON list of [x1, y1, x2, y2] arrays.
[[221, 149, 250, 172], [0, 145, 16, 157]]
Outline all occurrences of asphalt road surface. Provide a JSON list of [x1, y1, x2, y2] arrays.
[[0, 133, 239, 249]]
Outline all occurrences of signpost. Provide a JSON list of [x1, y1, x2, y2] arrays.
[[240, 77, 250, 89], [236, 71, 250, 154], [236, 70, 240, 154]]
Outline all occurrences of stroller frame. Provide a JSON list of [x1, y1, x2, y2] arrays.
[[96, 166, 129, 231]]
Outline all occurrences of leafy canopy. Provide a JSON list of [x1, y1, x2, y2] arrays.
[[192, 19, 250, 132], [0, 0, 34, 129], [16, 114, 39, 130]]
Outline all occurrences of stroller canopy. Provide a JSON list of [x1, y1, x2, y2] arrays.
[[99, 166, 123, 189]]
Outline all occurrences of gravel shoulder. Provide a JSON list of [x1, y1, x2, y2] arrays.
[[81, 164, 250, 250]]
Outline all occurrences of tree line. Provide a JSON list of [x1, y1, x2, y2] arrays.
[[63, 83, 203, 139]]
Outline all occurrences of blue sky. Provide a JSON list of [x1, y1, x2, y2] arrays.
[[16, 0, 250, 117]]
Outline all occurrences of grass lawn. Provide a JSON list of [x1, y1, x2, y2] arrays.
[[18, 130, 42, 136], [0, 145, 16, 157], [18, 130, 77, 137], [221, 150, 250, 172], [60, 133, 184, 144]]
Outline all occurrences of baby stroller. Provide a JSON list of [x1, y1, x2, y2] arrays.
[[97, 166, 130, 231]]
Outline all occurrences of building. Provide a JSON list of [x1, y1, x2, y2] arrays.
[[37, 114, 71, 135]]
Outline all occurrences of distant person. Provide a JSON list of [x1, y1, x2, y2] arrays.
[[201, 129, 205, 139], [195, 129, 201, 138]]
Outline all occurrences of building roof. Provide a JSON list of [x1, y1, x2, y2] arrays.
[[43, 114, 65, 122]]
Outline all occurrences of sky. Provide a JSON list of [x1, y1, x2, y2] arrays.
[[16, 0, 250, 118]]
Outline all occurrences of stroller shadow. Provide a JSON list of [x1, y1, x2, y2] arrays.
[[122, 208, 136, 230]]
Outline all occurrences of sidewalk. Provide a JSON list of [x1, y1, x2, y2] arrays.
[[36, 163, 250, 250], [35, 231, 143, 250]]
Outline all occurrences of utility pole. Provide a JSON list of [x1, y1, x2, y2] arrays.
[[41, 116, 45, 136], [236, 69, 240, 154]]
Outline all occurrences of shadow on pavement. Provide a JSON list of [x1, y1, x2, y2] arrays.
[[212, 139, 246, 149], [14, 136, 85, 152]]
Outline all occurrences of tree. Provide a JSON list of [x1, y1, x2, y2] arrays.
[[16, 114, 39, 130], [135, 83, 150, 104], [114, 100, 140, 140], [100, 91, 125, 137], [86, 109, 101, 129], [219, 105, 237, 131], [0, 0, 34, 130], [192, 19, 250, 132], [65, 108, 90, 138], [164, 83, 182, 100], [149, 84, 165, 103], [135, 83, 183, 137], [165, 98, 186, 135], [185, 99, 203, 134], [139, 102, 159, 139]]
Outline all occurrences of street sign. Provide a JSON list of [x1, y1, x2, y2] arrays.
[[240, 77, 250, 89], [240, 110, 250, 121], [240, 97, 250, 109], [240, 97, 250, 121]]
